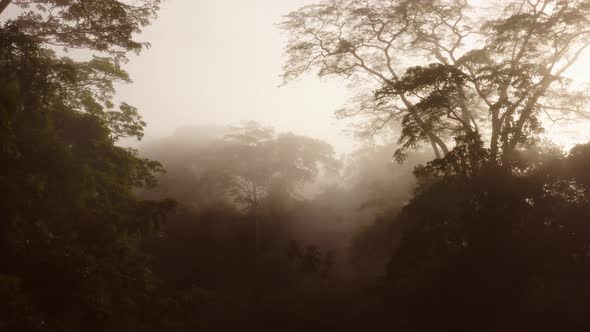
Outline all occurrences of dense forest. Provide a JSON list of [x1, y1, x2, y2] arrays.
[[2, 0, 590, 331]]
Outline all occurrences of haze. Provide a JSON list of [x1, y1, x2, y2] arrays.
[[4, 0, 590, 330], [118, 0, 590, 151], [117, 0, 356, 152]]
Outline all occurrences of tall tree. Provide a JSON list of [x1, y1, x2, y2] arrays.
[[215, 121, 340, 210], [0, 1, 167, 330], [281, 0, 590, 164]]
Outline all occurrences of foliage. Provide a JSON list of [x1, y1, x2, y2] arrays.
[[7, 0, 160, 59], [144, 121, 341, 210], [0, 1, 169, 331], [287, 240, 334, 277], [382, 141, 590, 331], [221, 121, 340, 208], [281, 0, 590, 163]]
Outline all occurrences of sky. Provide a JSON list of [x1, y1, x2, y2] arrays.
[[115, 0, 590, 152], [3, 0, 589, 152], [115, 0, 356, 153]]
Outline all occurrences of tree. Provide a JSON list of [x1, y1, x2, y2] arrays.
[[381, 142, 590, 331], [1, 0, 160, 59], [138, 122, 340, 211], [0, 0, 161, 137], [0, 1, 168, 330], [281, 0, 590, 165], [220, 121, 340, 210]]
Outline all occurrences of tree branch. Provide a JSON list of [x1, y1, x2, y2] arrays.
[[0, 0, 12, 16]]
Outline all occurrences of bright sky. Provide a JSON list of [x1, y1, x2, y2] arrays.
[[4, 0, 589, 152], [116, 0, 356, 153], [116, 0, 590, 152]]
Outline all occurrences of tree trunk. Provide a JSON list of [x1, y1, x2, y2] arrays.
[[400, 94, 449, 158], [429, 137, 441, 159], [0, 0, 12, 16], [457, 86, 475, 133], [488, 100, 505, 167], [431, 133, 449, 156]]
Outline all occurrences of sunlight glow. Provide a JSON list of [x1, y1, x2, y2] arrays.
[[544, 53, 590, 151]]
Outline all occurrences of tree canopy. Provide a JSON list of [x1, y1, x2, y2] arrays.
[[1, 0, 160, 58], [0, 1, 171, 330], [281, 0, 590, 164], [2, 0, 590, 330], [141, 121, 341, 211]]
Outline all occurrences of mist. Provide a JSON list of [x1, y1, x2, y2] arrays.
[[132, 121, 428, 329], [116, 0, 357, 154], [3, 0, 590, 331]]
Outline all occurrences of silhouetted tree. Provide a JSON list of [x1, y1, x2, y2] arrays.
[[281, 0, 590, 164], [0, 0, 160, 59], [380, 138, 590, 331], [220, 121, 340, 209]]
